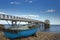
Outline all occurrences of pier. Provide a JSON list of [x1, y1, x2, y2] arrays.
[[0, 14, 50, 40], [0, 14, 44, 23], [0, 14, 44, 25], [0, 14, 50, 25]]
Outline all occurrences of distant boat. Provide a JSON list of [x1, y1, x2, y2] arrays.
[[3, 25, 38, 39]]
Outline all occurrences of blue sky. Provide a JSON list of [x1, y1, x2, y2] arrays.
[[0, 0, 60, 24]]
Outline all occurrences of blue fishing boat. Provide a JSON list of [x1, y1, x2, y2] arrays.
[[3, 25, 38, 39]]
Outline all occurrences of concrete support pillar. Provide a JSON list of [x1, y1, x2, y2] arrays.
[[40, 23, 44, 30], [28, 21, 32, 25], [44, 20, 50, 29], [44, 23, 50, 29], [37, 23, 41, 31]]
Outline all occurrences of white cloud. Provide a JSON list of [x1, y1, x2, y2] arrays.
[[40, 9, 55, 13], [46, 9, 55, 12], [25, 0, 33, 3], [0, 20, 28, 24], [10, 2, 20, 5], [29, 0, 33, 3], [15, 14, 40, 19], [0, 12, 6, 14]]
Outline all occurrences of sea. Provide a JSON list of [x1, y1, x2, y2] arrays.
[[38, 25, 60, 33], [4, 24, 60, 33]]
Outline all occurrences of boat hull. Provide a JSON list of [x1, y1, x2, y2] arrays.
[[4, 28, 37, 39]]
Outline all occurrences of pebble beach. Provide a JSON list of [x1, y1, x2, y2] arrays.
[[0, 31, 60, 40]]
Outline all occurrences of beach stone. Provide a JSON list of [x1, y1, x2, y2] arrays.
[[0, 31, 60, 40]]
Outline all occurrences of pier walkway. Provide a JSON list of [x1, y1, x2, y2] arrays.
[[0, 14, 44, 23]]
